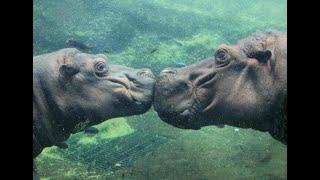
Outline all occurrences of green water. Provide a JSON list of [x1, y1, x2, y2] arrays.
[[34, 0, 287, 179]]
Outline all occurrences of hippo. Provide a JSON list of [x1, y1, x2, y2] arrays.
[[154, 30, 287, 144], [33, 48, 155, 177]]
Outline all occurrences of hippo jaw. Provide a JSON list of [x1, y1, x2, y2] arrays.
[[103, 65, 155, 116], [154, 59, 219, 130]]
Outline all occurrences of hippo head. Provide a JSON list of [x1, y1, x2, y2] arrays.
[[34, 48, 155, 134], [153, 31, 287, 141], [58, 50, 155, 123]]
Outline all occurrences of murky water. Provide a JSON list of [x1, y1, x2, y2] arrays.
[[33, 0, 287, 179]]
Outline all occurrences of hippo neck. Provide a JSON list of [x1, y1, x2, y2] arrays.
[[33, 76, 73, 155], [33, 75, 96, 151]]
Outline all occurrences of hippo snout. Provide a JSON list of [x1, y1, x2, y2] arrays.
[[136, 68, 155, 79]]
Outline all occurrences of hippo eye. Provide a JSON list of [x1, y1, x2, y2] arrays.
[[214, 49, 230, 65], [94, 61, 108, 76]]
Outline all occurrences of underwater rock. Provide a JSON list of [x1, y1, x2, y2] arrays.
[[154, 30, 287, 144]]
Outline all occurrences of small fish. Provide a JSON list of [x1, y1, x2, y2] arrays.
[[102, 49, 111, 54], [66, 39, 92, 51], [144, 48, 158, 55], [173, 62, 186, 68], [84, 126, 99, 134], [173, 39, 183, 46], [239, 145, 244, 152]]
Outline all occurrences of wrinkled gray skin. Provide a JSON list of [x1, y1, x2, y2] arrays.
[[154, 30, 287, 144], [33, 48, 155, 159]]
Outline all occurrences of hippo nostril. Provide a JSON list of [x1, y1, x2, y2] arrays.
[[161, 68, 177, 75], [137, 69, 155, 79]]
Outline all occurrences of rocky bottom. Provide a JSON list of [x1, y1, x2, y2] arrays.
[[35, 111, 287, 180]]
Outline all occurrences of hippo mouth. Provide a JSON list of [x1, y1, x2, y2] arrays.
[[158, 101, 217, 130], [194, 72, 217, 110], [154, 72, 218, 129], [108, 77, 154, 111], [108, 78, 130, 89], [194, 72, 216, 89], [156, 103, 207, 130], [154, 93, 207, 130]]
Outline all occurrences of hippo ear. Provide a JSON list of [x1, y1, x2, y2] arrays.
[[248, 50, 272, 63], [59, 64, 80, 76]]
